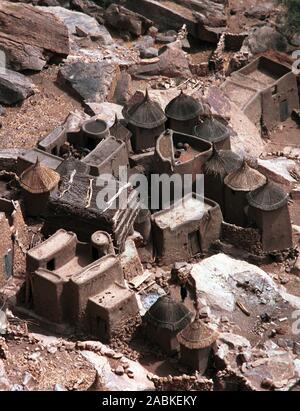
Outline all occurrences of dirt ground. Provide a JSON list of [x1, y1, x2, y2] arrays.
[[0, 65, 82, 150]]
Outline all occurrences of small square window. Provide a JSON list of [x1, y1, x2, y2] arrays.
[[47, 258, 55, 271]]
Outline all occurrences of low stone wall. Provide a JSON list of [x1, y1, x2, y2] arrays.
[[149, 374, 213, 391], [221, 222, 263, 255]]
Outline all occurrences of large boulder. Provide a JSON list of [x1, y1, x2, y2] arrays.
[[104, 4, 153, 37], [0, 69, 35, 104], [243, 26, 289, 55], [129, 41, 192, 79], [190, 254, 281, 313], [0, 1, 69, 71], [41, 6, 112, 44], [81, 350, 155, 391], [257, 157, 299, 187], [59, 59, 120, 103], [0, 359, 11, 390], [124, 0, 227, 43], [70, 0, 104, 24]]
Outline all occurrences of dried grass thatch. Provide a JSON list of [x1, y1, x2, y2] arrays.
[[224, 160, 266, 192], [177, 318, 218, 350], [20, 159, 60, 194], [204, 145, 243, 178], [165, 90, 203, 121], [122, 90, 166, 129], [247, 180, 289, 211], [194, 117, 230, 143], [145, 295, 192, 332]]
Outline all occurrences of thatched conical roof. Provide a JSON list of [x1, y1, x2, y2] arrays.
[[247, 180, 289, 211], [122, 90, 166, 129], [177, 317, 218, 350], [194, 117, 230, 143], [145, 295, 192, 332], [224, 160, 266, 192], [20, 159, 60, 194], [204, 145, 243, 178], [165, 91, 202, 121]]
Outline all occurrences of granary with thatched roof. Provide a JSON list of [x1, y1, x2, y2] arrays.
[[224, 160, 266, 227], [144, 295, 192, 353], [122, 90, 166, 152], [203, 145, 243, 214], [165, 91, 206, 135], [19, 159, 60, 217], [177, 316, 218, 373], [246, 180, 292, 252], [194, 116, 231, 150]]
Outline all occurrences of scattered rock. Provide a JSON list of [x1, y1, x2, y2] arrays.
[[244, 4, 273, 20], [0, 105, 6, 116], [115, 365, 125, 375], [113, 72, 133, 106], [42, 6, 112, 43], [243, 26, 288, 55], [156, 30, 177, 44], [129, 41, 192, 79], [0, 68, 35, 104], [59, 59, 120, 104], [70, 0, 104, 24], [257, 157, 298, 186], [0, 359, 10, 390], [81, 351, 155, 390], [190, 254, 280, 312], [104, 4, 153, 37], [0, 311, 7, 335], [47, 346, 57, 354]]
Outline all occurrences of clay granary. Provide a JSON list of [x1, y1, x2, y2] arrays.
[[122, 90, 167, 152], [27, 229, 139, 342], [247, 180, 293, 252], [165, 91, 203, 135], [194, 116, 231, 150], [224, 160, 267, 227], [177, 316, 218, 373], [151, 193, 223, 265], [144, 295, 192, 353], [221, 56, 300, 131], [80, 118, 110, 150], [19, 159, 60, 217], [203, 146, 243, 214]]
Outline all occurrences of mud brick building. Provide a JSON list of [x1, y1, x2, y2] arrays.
[[27, 229, 139, 342], [222, 56, 300, 131], [151, 194, 222, 265]]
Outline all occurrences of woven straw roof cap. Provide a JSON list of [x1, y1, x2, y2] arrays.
[[177, 318, 218, 349], [194, 117, 230, 143], [146, 295, 192, 332], [20, 159, 60, 194], [224, 160, 266, 192], [122, 90, 166, 129], [165, 91, 202, 121], [204, 145, 243, 178], [247, 180, 288, 211]]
